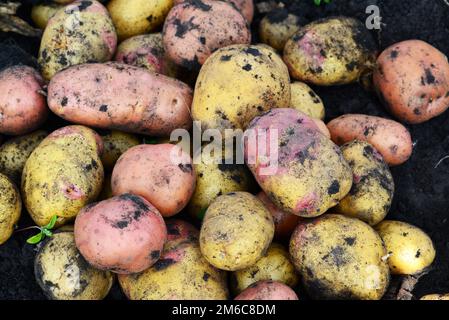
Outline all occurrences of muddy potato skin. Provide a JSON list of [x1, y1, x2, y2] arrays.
[[163, 0, 250, 69], [48, 62, 192, 136], [260, 8, 301, 51], [290, 82, 325, 120], [188, 144, 254, 220], [231, 243, 298, 294], [31, 3, 63, 29], [235, 280, 298, 300], [335, 141, 394, 226], [38, 0, 117, 80], [35, 232, 113, 300], [192, 44, 290, 131], [374, 40, 449, 124], [0, 66, 48, 136], [420, 293, 449, 300], [22, 126, 104, 227], [327, 114, 413, 166], [200, 192, 274, 271], [257, 192, 300, 240], [284, 17, 377, 86], [99, 130, 140, 172], [112, 144, 196, 217], [75, 194, 167, 274], [0, 174, 21, 245], [108, 0, 172, 41], [375, 220, 436, 275], [173, 0, 253, 23], [290, 214, 390, 300], [0, 130, 47, 183], [118, 220, 228, 300], [245, 108, 352, 217]]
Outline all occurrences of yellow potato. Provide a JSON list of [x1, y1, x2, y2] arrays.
[[31, 3, 63, 29], [108, 0, 173, 41], [35, 232, 114, 300], [187, 143, 254, 220], [192, 44, 291, 132], [200, 192, 275, 271], [0, 173, 21, 245], [22, 126, 104, 227], [231, 243, 298, 294], [284, 17, 377, 86], [290, 214, 390, 300], [335, 140, 394, 226], [259, 8, 301, 51], [375, 220, 436, 275], [0, 130, 47, 183], [290, 82, 325, 120], [99, 130, 140, 172], [420, 293, 449, 300]]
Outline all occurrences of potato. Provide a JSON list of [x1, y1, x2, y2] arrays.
[[34, 231, 113, 300], [22, 126, 104, 227], [47, 62, 192, 136], [373, 40, 449, 124], [231, 243, 298, 294], [31, 3, 63, 29], [187, 143, 254, 220], [420, 293, 449, 300], [235, 280, 298, 300], [283, 17, 377, 86], [0, 130, 47, 183], [114, 33, 177, 77], [162, 0, 251, 69], [290, 82, 325, 120], [112, 144, 196, 217], [192, 44, 291, 132], [38, 0, 117, 80], [0, 173, 21, 245], [290, 214, 390, 300], [173, 0, 253, 22], [99, 130, 140, 172], [118, 220, 228, 300], [334, 140, 394, 226], [0, 66, 48, 135], [75, 194, 167, 274], [98, 173, 113, 200], [260, 8, 301, 51], [257, 192, 301, 240], [245, 108, 352, 217], [327, 114, 413, 166], [200, 192, 274, 271], [375, 220, 436, 275]]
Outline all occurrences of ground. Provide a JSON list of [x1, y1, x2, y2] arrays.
[[0, 0, 449, 300]]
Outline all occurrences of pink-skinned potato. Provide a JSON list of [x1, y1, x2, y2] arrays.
[[111, 144, 196, 217], [165, 219, 199, 249], [327, 114, 413, 166], [373, 40, 449, 124], [74, 193, 167, 274], [235, 281, 299, 300], [162, 0, 251, 69], [245, 108, 352, 217], [0, 66, 48, 135], [47, 62, 192, 136]]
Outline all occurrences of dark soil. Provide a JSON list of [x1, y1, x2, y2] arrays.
[[1, 0, 449, 300]]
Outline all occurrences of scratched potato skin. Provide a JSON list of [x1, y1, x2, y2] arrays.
[[21, 125, 104, 227]]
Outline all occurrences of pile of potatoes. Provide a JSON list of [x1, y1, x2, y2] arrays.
[[0, 0, 447, 300]]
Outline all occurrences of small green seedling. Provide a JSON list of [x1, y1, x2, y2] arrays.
[[143, 137, 159, 144], [25, 215, 58, 244], [314, 0, 332, 6]]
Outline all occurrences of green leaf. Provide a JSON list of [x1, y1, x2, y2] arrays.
[[42, 229, 53, 237], [27, 232, 43, 244], [143, 137, 158, 144], [324, 0, 332, 3], [197, 207, 208, 220], [45, 215, 58, 230], [314, 0, 321, 5]]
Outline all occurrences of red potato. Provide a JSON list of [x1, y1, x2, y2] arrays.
[[234, 281, 299, 300], [327, 114, 413, 166], [162, 0, 251, 69], [74, 193, 167, 274], [257, 192, 301, 240], [47, 62, 192, 136], [373, 40, 449, 124], [0, 66, 48, 135], [165, 219, 199, 250], [111, 144, 196, 217]]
